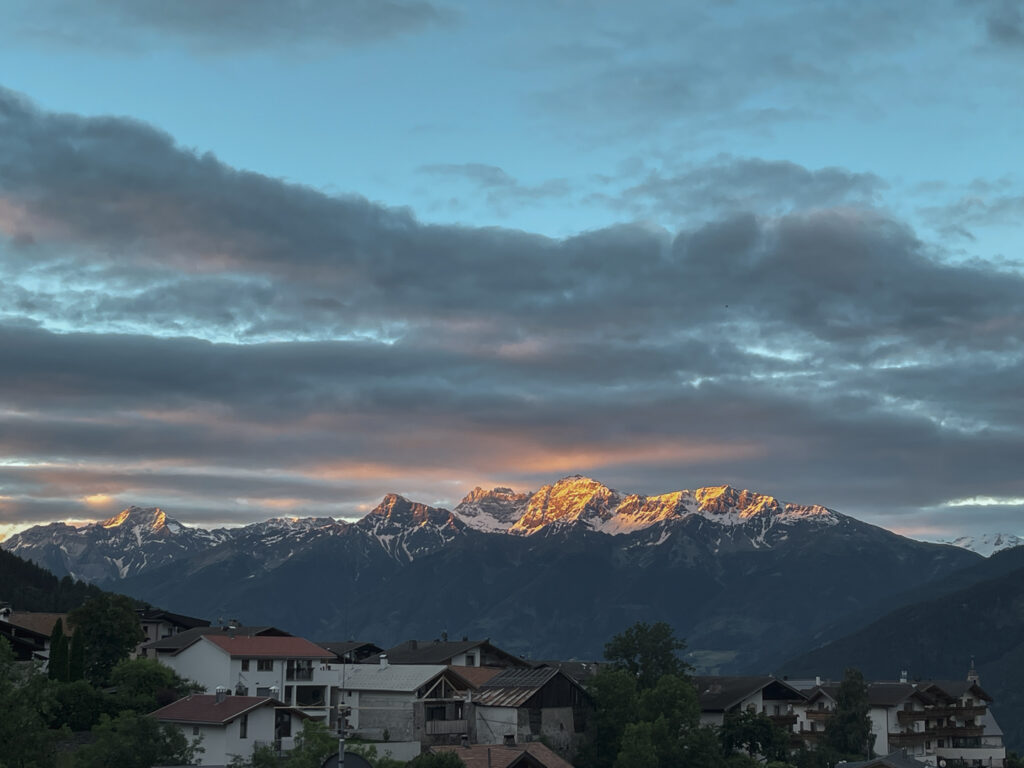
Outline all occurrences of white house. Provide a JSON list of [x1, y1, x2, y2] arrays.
[[152, 633, 337, 723], [152, 693, 306, 766]]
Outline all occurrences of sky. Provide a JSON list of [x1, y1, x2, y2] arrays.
[[0, 0, 1023, 540]]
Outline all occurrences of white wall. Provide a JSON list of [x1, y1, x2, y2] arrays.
[[474, 707, 517, 744]]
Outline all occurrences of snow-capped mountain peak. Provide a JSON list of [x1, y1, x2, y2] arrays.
[[101, 506, 170, 531], [938, 533, 1024, 557], [453, 486, 531, 532]]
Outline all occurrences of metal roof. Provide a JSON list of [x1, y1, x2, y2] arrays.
[[335, 663, 452, 692]]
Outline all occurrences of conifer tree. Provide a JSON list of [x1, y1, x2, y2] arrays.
[[48, 617, 69, 681], [69, 626, 86, 681]]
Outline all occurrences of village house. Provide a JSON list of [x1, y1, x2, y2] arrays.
[[379, 638, 529, 668], [152, 692, 306, 765], [148, 632, 337, 724], [694, 675, 807, 733], [460, 666, 592, 755], [795, 666, 1006, 768], [333, 657, 471, 744], [134, 608, 209, 656]]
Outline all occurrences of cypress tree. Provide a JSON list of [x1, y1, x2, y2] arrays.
[[48, 617, 69, 682], [69, 626, 85, 681]]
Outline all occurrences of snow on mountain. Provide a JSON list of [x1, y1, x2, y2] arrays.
[[937, 533, 1024, 557], [355, 493, 468, 561], [3, 506, 231, 583], [453, 486, 531, 532], [2, 476, 845, 585], [501, 476, 840, 537]]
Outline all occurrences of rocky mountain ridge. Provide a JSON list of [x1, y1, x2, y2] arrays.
[[1, 475, 983, 673], [3, 476, 846, 582]]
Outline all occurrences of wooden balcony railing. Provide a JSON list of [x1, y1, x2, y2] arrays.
[[425, 720, 468, 735]]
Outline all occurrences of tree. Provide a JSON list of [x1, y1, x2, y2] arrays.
[[73, 711, 201, 768], [48, 617, 69, 682], [69, 626, 85, 681], [721, 710, 789, 762], [286, 719, 337, 768], [108, 656, 199, 713], [68, 593, 145, 685], [604, 621, 691, 689], [0, 637, 58, 767], [825, 668, 874, 759], [576, 668, 639, 768], [49, 679, 111, 732]]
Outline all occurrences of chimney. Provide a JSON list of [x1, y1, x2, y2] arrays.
[[900, 670, 908, 684], [215, 686, 227, 703], [503, 734, 515, 746], [379, 653, 388, 668], [815, 675, 821, 687]]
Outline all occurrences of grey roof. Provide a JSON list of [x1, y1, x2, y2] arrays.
[[693, 676, 807, 711], [979, 708, 1003, 737], [136, 609, 210, 630], [531, 660, 603, 684], [481, 666, 561, 690], [381, 639, 487, 664], [335, 663, 453, 692], [917, 680, 993, 702], [473, 666, 588, 708], [142, 625, 291, 653]]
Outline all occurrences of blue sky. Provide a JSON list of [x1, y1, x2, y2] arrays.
[[0, 0, 1022, 539]]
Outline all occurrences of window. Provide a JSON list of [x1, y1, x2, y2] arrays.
[[465, 653, 477, 666], [276, 710, 292, 739], [257, 687, 273, 697], [257, 659, 274, 671], [192, 726, 200, 736], [528, 708, 541, 735], [241, 659, 250, 671], [239, 714, 248, 739], [285, 686, 293, 703]]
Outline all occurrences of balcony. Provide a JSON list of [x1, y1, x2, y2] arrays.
[[769, 714, 799, 727], [896, 710, 927, 724], [932, 725, 984, 738], [425, 720, 468, 736], [805, 710, 834, 721], [888, 732, 928, 746]]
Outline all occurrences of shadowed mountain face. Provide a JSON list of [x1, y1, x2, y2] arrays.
[[4, 476, 981, 672]]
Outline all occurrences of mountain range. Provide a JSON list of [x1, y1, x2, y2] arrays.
[[4, 475, 995, 674]]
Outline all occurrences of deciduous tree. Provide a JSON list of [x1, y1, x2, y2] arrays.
[[68, 593, 144, 685], [604, 620, 691, 690]]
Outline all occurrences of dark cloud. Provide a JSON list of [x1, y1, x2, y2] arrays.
[[982, 0, 1024, 47], [2, 88, 1024, 534], [589, 156, 886, 222], [5, 0, 452, 52]]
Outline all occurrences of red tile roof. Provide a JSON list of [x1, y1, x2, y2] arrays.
[[204, 634, 333, 659], [152, 695, 279, 725], [449, 665, 504, 689]]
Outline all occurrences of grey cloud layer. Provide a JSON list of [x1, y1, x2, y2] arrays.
[[1, 88, 1023, 532], [6, 0, 451, 51]]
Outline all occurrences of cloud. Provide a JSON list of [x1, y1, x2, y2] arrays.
[[981, 0, 1024, 48], [4, 0, 453, 52], [2, 87, 1024, 534], [589, 156, 887, 223], [418, 163, 570, 216]]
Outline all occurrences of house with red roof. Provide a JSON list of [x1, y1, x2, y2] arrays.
[[152, 632, 337, 725], [152, 692, 306, 766]]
